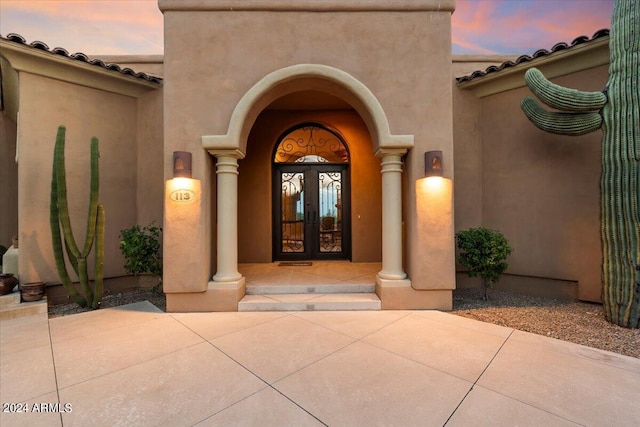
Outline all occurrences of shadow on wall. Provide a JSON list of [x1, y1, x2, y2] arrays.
[[23, 230, 56, 283]]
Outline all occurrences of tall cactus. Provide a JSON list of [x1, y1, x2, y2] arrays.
[[50, 125, 105, 309], [521, 0, 639, 328]]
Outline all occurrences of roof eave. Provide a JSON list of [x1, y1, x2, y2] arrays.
[[456, 37, 610, 98], [159, 0, 456, 12], [0, 39, 161, 99]]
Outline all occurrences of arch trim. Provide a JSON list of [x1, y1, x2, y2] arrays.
[[201, 64, 414, 154]]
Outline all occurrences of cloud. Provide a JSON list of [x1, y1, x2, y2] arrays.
[[0, 0, 163, 54], [452, 0, 613, 55], [452, 0, 503, 54], [3, 0, 160, 27], [1, 0, 615, 56]]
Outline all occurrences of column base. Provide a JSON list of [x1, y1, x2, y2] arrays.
[[377, 270, 407, 280], [213, 272, 243, 282], [166, 278, 246, 312], [375, 276, 452, 310]]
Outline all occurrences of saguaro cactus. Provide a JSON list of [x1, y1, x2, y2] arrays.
[[50, 125, 105, 309], [521, 0, 639, 328]]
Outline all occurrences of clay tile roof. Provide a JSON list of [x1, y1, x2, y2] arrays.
[[1, 33, 163, 84], [456, 29, 610, 84]]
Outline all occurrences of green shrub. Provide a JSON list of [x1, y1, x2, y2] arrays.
[[456, 227, 513, 300], [119, 222, 162, 289]]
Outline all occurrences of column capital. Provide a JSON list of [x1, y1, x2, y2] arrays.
[[208, 148, 246, 160], [375, 147, 408, 158]]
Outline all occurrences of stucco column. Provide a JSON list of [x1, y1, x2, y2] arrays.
[[376, 148, 407, 280], [210, 149, 245, 282]]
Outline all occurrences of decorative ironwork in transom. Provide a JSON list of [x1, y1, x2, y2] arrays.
[[274, 123, 350, 164]]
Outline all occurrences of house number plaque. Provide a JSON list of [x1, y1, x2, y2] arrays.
[[169, 189, 196, 203]]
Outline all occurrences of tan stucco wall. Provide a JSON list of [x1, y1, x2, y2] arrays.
[[16, 72, 156, 284], [238, 109, 381, 263], [400, 18, 456, 292], [452, 73, 483, 231], [451, 57, 519, 232], [136, 87, 165, 226], [453, 65, 606, 302], [0, 113, 18, 248], [161, 1, 456, 297]]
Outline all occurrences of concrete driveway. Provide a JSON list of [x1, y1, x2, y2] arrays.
[[1, 302, 639, 426]]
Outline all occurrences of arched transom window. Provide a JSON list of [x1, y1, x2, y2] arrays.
[[274, 123, 350, 164]]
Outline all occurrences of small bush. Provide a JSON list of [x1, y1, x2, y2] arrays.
[[456, 227, 513, 300], [119, 222, 162, 288]]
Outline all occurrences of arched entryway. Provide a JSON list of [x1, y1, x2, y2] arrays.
[[272, 123, 351, 261], [201, 64, 414, 309], [236, 107, 379, 266]]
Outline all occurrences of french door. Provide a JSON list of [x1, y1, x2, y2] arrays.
[[273, 164, 350, 260]]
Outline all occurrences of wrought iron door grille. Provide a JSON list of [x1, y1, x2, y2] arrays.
[[274, 125, 349, 164]]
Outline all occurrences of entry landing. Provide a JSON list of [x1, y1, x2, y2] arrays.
[[238, 261, 381, 311]]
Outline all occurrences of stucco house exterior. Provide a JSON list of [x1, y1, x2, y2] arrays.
[[0, 0, 609, 311]]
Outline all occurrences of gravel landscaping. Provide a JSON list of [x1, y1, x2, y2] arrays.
[[48, 287, 166, 318], [452, 288, 640, 359], [48, 287, 639, 359]]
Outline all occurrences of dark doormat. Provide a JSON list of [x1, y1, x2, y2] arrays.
[[278, 261, 313, 267]]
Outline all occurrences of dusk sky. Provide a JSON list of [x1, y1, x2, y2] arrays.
[[0, 0, 614, 56]]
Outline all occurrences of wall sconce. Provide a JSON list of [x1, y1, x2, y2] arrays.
[[425, 151, 443, 177], [173, 151, 192, 178], [169, 151, 196, 203]]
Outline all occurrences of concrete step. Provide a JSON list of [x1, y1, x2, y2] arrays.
[[0, 291, 20, 307], [238, 293, 381, 311], [246, 283, 375, 295], [0, 295, 48, 320]]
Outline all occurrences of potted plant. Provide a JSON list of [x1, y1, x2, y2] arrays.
[[20, 282, 46, 302], [0, 272, 18, 295], [456, 227, 513, 301], [119, 222, 163, 292]]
